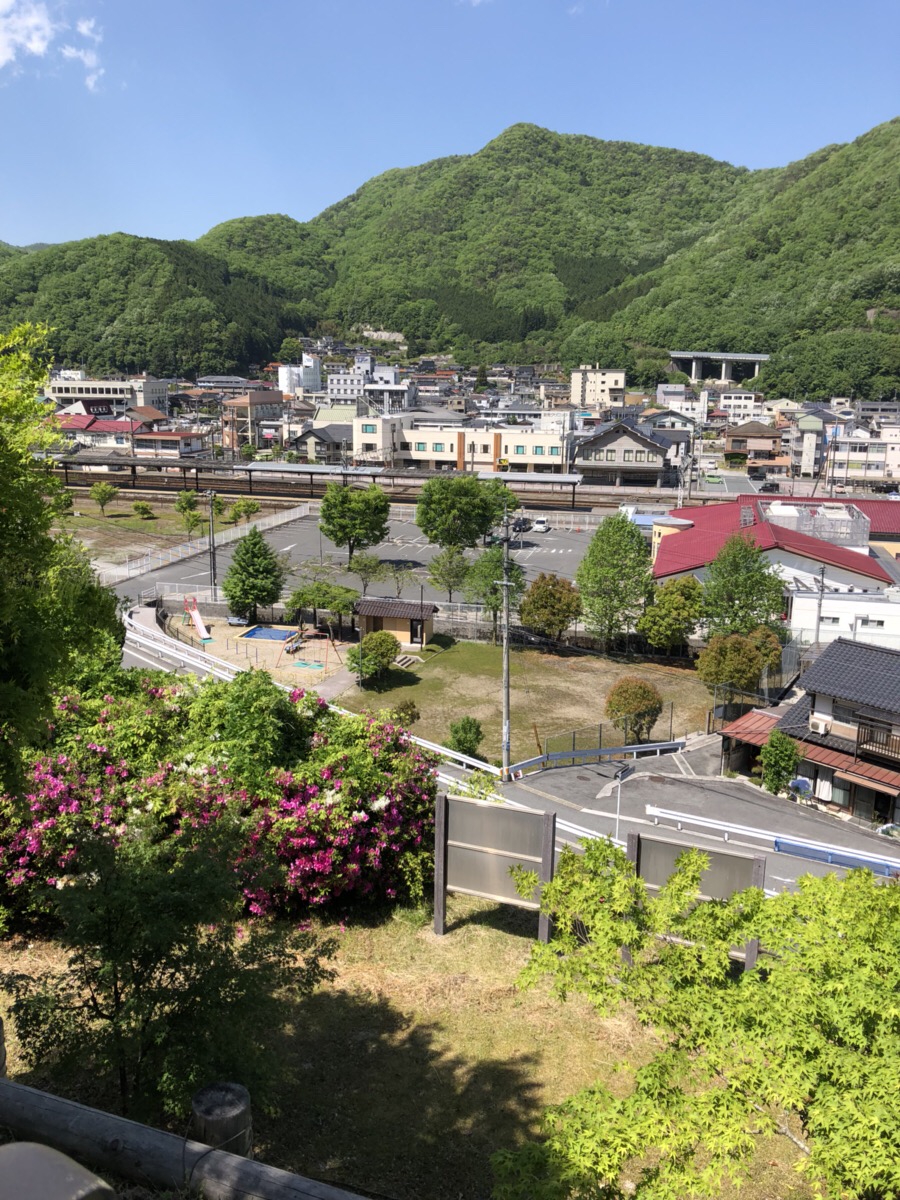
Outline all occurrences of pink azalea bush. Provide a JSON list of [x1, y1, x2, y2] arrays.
[[0, 672, 438, 920]]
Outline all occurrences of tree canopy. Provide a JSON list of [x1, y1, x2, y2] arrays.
[[221, 526, 286, 622], [637, 576, 702, 651], [463, 547, 526, 642], [576, 514, 650, 648], [519, 573, 582, 641], [416, 476, 516, 549], [319, 483, 390, 562], [702, 534, 785, 637], [497, 843, 900, 1200]]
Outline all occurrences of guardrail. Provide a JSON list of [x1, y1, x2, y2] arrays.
[[99, 503, 310, 586], [509, 740, 685, 774], [646, 805, 900, 874]]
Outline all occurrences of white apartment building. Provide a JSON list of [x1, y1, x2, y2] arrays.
[[826, 426, 889, 486], [277, 355, 322, 395], [658, 384, 706, 423], [788, 586, 900, 651], [717, 390, 767, 422], [46, 374, 170, 415], [570, 365, 626, 410]]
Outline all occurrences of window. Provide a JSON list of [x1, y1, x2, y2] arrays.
[[623, 450, 634, 462], [635, 450, 646, 462], [481, 444, 489, 453], [833, 702, 857, 724], [415, 442, 426, 452], [534, 445, 544, 455], [606, 449, 616, 461], [820, 616, 840, 625], [860, 618, 885, 628], [549, 446, 560, 456], [514, 445, 526, 455], [361, 423, 376, 433], [362, 442, 377, 452], [433, 443, 445, 453]]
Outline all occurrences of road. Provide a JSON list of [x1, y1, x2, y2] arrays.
[[493, 753, 900, 892]]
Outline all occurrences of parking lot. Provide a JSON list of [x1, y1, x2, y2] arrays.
[[115, 514, 600, 607]]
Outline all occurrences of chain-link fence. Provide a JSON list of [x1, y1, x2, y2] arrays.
[[543, 705, 675, 761], [706, 685, 770, 733]]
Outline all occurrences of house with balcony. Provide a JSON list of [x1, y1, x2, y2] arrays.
[[724, 421, 781, 464], [572, 420, 676, 488], [719, 639, 900, 825]]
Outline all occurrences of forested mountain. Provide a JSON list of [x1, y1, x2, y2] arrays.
[[1, 118, 898, 395]]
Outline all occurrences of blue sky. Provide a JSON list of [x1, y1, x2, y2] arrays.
[[1, 0, 898, 245]]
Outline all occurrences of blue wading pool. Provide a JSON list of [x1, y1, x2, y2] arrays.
[[240, 626, 295, 641]]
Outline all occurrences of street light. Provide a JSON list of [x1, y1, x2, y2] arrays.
[[614, 763, 634, 843]]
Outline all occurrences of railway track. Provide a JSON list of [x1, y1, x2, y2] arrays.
[[50, 466, 698, 511]]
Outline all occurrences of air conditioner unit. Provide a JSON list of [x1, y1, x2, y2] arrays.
[[809, 718, 831, 735]]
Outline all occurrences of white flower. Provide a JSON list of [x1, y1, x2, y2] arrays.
[[370, 796, 390, 812]]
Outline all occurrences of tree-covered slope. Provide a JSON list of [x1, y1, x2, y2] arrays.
[[0, 233, 291, 375], [1, 118, 898, 393]]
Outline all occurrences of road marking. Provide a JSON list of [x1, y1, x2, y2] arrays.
[[181, 570, 209, 580]]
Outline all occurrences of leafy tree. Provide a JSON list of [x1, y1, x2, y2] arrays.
[[475, 364, 489, 390], [696, 630, 779, 693], [288, 581, 358, 637], [498, 844, 900, 1200], [221, 526, 286, 622], [89, 481, 119, 516], [231, 498, 261, 523], [463, 547, 525, 643], [173, 489, 198, 520], [605, 676, 663, 742], [387, 561, 418, 597], [348, 551, 386, 596], [319, 483, 390, 562], [240, 443, 257, 460], [427, 546, 470, 601], [576, 514, 650, 648], [416, 476, 515, 549], [132, 501, 154, 520], [1, 816, 333, 1117], [347, 630, 400, 684], [0, 325, 123, 790], [519, 572, 582, 641], [637, 576, 703, 651], [182, 511, 204, 538], [210, 494, 228, 520], [703, 533, 784, 637], [447, 716, 485, 759], [277, 336, 303, 362], [758, 728, 801, 795]]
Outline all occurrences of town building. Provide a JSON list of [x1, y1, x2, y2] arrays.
[[724, 421, 781, 462], [570, 365, 626, 410], [572, 420, 676, 488], [717, 390, 767, 423], [656, 384, 705, 423], [132, 430, 209, 457], [277, 355, 323, 395], [47, 374, 170, 416], [720, 639, 900, 825], [652, 497, 896, 593], [222, 393, 285, 452]]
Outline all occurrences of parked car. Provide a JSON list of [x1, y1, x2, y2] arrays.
[[511, 516, 531, 533], [759, 481, 780, 493], [872, 482, 898, 494], [833, 484, 848, 495], [531, 516, 549, 533]]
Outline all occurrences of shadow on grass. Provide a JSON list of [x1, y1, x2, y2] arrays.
[[443, 899, 540, 942], [360, 667, 421, 692], [259, 985, 543, 1200]]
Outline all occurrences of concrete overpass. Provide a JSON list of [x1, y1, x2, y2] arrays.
[[669, 350, 770, 383]]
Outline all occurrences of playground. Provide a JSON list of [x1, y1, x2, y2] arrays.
[[174, 597, 352, 687]]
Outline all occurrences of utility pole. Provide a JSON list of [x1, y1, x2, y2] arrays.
[[206, 490, 218, 593], [500, 506, 512, 780], [814, 563, 826, 645]]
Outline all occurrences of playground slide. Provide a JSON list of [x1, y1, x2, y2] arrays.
[[189, 606, 211, 641]]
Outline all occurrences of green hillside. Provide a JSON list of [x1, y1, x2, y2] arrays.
[[1, 118, 899, 394], [0, 233, 290, 376]]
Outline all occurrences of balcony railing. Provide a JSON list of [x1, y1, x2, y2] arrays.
[[856, 721, 900, 763]]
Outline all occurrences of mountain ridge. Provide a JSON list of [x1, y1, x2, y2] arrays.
[[2, 118, 898, 396]]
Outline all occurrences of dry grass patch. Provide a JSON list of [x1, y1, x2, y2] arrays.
[[338, 639, 711, 761]]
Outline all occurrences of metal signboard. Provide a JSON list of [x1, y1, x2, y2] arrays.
[[434, 794, 556, 942]]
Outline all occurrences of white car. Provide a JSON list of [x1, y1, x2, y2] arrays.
[[531, 516, 549, 533]]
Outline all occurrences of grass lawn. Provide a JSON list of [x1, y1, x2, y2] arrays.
[[55, 496, 285, 564], [0, 896, 812, 1200], [338, 637, 712, 762]]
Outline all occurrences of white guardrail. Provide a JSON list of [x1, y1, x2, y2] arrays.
[[99, 503, 310, 587], [123, 611, 500, 776]]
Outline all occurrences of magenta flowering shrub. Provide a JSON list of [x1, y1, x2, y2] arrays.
[[0, 673, 438, 919]]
